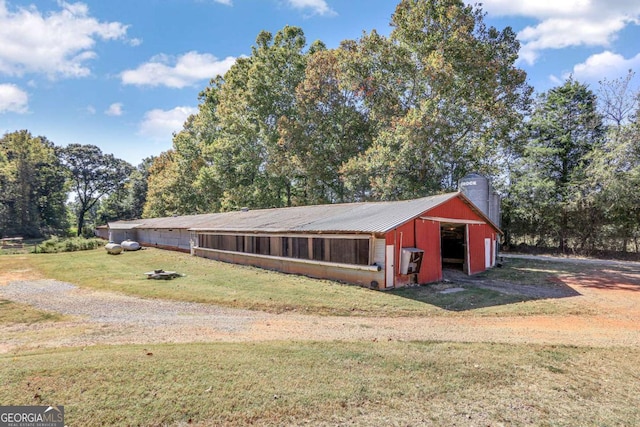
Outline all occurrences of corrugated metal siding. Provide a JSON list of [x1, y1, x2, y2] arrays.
[[95, 228, 109, 240], [109, 229, 138, 243], [382, 195, 502, 287], [134, 229, 191, 252]]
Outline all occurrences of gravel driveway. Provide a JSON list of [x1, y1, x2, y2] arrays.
[[1, 279, 264, 329], [1, 279, 269, 351], [2, 269, 640, 352]]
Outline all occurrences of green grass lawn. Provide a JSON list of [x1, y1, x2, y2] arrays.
[[4, 247, 598, 317], [2, 250, 638, 425], [0, 299, 67, 325], [23, 247, 432, 316], [1, 341, 638, 426], [476, 256, 590, 284]]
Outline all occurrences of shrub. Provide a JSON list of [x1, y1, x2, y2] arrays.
[[34, 237, 104, 253]]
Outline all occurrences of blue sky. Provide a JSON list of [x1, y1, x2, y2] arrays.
[[1, 0, 639, 166]]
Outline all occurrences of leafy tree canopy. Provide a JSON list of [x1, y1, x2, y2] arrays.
[[58, 144, 132, 236], [0, 130, 68, 237]]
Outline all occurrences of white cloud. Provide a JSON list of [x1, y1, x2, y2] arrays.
[[121, 51, 237, 88], [138, 106, 198, 140], [518, 17, 627, 64], [564, 51, 640, 83], [214, 0, 233, 5], [477, 0, 594, 18], [0, 0, 129, 78], [286, 0, 336, 17], [105, 102, 123, 116], [0, 83, 28, 113], [475, 0, 640, 65], [548, 74, 563, 86]]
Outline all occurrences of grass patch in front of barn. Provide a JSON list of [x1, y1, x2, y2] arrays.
[[390, 286, 532, 311], [1, 341, 639, 426], [6, 248, 597, 317], [19, 248, 438, 316], [477, 256, 587, 285], [0, 300, 68, 325]]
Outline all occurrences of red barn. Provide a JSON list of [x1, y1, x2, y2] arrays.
[[380, 192, 501, 287], [107, 192, 501, 289]]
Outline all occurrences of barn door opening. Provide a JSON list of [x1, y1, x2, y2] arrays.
[[441, 223, 467, 272]]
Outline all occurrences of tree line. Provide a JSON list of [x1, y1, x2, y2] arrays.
[[2, 0, 639, 255], [0, 131, 149, 238]]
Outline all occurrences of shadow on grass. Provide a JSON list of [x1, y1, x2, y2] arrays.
[[388, 285, 539, 311], [388, 266, 582, 312], [390, 285, 538, 311]]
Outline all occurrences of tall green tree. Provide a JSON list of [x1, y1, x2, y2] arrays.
[[582, 71, 640, 252], [142, 150, 179, 218], [143, 108, 220, 217], [509, 79, 605, 252], [341, 0, 531, 199], [147, 3, 530, 213], [0, 130, 68, 237], [277, 47, 372, 204], [58, 144, 132, 236], [216, 26, 309, 208], [154, 26, 312, 212], [98, 156, 155, 222]]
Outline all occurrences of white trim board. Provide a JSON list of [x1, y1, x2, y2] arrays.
[[420, 216, 486, 225]]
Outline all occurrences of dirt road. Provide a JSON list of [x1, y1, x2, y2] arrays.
[[1, 256, 639, 352], [501, 252, 640, 267]]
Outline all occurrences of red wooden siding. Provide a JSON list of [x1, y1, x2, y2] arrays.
[[384, 193, 500, 287], [466, 224, 486, 275], [427, 196, 485, 222], [415, 219, 442, 283]]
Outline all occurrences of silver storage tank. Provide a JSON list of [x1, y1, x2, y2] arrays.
[[458, 173, 490, 215], [121, 240, 141, 251], [105, 242, 123, 255], [489, 192, 501, 227]]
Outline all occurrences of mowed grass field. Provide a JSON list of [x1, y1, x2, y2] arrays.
[[1, 249, 640, 425], [1, 342, 639, 426], [5, 247, 591, 317]]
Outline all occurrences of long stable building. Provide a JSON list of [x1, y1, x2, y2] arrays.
[[106, 192, 501, 289]]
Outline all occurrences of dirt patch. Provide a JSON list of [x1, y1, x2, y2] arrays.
[[0, 256, 43, 286]]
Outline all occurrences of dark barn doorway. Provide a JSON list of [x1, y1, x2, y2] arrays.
[[441, 223, 467, 272]]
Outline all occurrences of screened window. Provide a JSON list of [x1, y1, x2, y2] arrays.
[[329, 239, 369, 265], [291, 237, 309, 259], [197, 234, 369, 266], [256, 236, 270, 255], [312, 238, 325, 261]]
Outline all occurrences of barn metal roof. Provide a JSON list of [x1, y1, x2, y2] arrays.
[[107, 222, 142, 230], [107, 192, 500, 234]]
